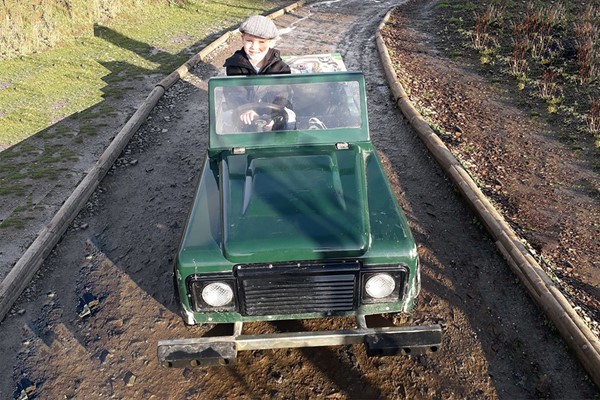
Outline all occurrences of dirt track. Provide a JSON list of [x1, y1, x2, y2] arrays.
[[0, 0, 597, 398]]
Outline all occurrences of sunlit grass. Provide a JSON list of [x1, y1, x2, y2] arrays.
[[0, 0, 288, 149], [452, 1, 600, 148]]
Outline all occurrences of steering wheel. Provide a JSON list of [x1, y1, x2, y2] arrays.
[[232, 102, 287, 131]]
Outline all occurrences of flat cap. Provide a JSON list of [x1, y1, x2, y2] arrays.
[[239, 15, 279, 39]]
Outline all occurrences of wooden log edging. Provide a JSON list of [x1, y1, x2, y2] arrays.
[[376, 8, 600, 388], [0, 0, 310, 324]]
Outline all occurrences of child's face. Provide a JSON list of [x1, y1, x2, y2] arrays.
[[242, 33, 272, 64]]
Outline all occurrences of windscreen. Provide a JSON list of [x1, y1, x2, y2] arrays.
[[213, 81, 362, 135]]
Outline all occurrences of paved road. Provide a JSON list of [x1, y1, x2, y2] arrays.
[[0, 0, 596, 398]]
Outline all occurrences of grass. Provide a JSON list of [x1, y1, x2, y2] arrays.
[[0, 215, 33, 229], [0, 0, 290, 149], [0, 197, 34, 228], [438, 0, 600, 153]]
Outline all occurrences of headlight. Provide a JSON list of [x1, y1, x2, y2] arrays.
[[201, 282, 234, 307], [361, 266, 407, 304], [365, 273, 396, 299], [187, 276, 237, 312]]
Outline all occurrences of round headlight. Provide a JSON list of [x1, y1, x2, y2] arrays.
[[201, 282, 234, 307], [365, 274, 396, 299]]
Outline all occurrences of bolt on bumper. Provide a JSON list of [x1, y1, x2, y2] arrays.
[[158, 321, 442, 368]]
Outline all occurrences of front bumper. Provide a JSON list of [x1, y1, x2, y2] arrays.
[[158, 318, 442, 368]]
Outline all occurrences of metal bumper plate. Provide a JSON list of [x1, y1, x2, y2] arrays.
[[158, 324, 442, 368]]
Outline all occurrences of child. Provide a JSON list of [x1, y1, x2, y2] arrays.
[[224, 15, 291, 76]]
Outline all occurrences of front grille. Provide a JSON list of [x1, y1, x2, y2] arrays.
[[236, 261, 360, 316]]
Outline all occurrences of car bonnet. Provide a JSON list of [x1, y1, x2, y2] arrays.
[[220, 145, 370, 263]]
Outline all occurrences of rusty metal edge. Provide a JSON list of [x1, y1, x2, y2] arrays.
[[375, 7, 600, 388], [0, 0, 312, 324]]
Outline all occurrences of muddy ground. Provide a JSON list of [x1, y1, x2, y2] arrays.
[[0, 0, 598, 398], [381, 0, 600, 334]]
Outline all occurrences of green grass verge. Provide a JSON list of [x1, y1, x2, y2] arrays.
[[0, 0, 290, 149]]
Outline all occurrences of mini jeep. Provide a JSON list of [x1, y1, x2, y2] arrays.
[[158, 64, 441, 368]]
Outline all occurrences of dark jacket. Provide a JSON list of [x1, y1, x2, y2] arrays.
[[224, 48, 291, 76]]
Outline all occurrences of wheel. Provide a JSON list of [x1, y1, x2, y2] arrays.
[[232, 102, 287, 131]]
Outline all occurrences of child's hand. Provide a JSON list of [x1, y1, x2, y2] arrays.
[[240, 110, 259, 125]]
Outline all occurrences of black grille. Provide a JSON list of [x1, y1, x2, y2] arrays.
[[236, 261, 359, 316]]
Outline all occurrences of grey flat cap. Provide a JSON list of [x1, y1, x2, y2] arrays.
[[239, 15, 278, 39]]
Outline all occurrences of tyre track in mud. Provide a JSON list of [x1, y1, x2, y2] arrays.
[[0, 0, 597, 398]]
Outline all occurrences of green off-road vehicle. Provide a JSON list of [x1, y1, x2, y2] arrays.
[[158, 66, 441, 368]]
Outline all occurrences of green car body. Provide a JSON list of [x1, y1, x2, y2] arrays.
[[159, 71, 440, 368]]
